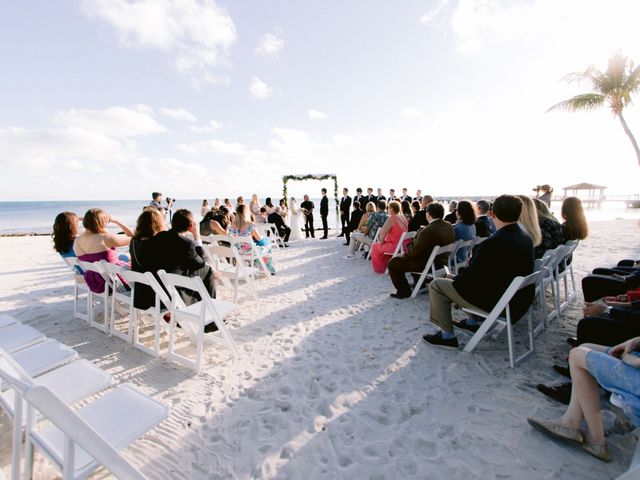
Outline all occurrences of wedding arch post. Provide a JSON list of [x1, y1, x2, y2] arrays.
[[282, 173, 339, 234]]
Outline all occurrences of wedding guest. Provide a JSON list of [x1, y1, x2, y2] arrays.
[[52, 211, 81, 260], [401, 200, 413, 221], [454, 200, 477, 263], [255, 207, 269, 224], [400, 188, 412, 203], [250, 194, 261, 217], [517, 195, 542, 249], [74, 208, 133, 293], [224, 198, 233, 210], [229, 204, 276, 274], [279, 199, 288, 219], [423, 195, 534, 349], [536, 184, 553, 207], [475, 200, 496, 238], [320, 188, 329, 239], [533, 198, 564, 259], [165, 197, 175, 222], [264, 197, 275, 214], [200, 209, 228, 236], [346, 200, 388, 258], [344, 200, 365, 246], [388, 203, 455, 298], [213, 198, 221, 210], [562, 196, 589, 242], [338, 188, 352, 238], [200, 199, 209, 218], [301, 195, 315, 238], [444, 201, 457, 224], [236, 196, 245, 206], [268, 207, 291, 244], [150, 192, 163, 209], [409, 196, 432, 232], [370, 201, 409, 273]]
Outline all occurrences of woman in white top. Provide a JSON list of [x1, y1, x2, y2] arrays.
[[250, 194, 261, 217], [200, 199, 209, 218], [289, 197, 304, 241]]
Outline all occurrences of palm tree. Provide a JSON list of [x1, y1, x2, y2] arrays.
[[548, 52, 640, 166]]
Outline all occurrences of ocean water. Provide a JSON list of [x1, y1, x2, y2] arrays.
[[0, 198, 638, 235], [0, 198, 342, 234]]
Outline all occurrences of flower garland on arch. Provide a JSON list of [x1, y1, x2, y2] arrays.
[[282, 174, 339, 215]]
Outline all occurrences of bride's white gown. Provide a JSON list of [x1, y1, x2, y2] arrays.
[[289, 206, 304, 241]]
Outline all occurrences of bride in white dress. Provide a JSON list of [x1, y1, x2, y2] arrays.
[[289, 197, 304, 241]]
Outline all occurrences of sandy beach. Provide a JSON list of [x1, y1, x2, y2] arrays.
[[1, 219, 640, 479]]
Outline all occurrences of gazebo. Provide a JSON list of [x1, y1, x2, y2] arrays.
[[562, 182, 607, 208]]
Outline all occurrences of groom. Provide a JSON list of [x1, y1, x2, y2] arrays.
[[320, 188, 329, 239], [301, 194, 315, 238]]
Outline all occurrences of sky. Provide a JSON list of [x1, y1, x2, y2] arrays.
[[0, 0, 639, 201]]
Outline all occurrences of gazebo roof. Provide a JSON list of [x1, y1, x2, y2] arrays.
[[563, 182, 607, 191]]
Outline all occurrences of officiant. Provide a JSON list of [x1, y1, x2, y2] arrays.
[[301, 195, 315, 238]]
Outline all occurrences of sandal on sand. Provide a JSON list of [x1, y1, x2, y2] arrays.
[[580, 439, 611, 462], [527, 417, 584, 445]]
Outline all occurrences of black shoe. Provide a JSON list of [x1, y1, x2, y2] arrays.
[[422, 331, 459, 350], [320, 236, 328, 240], [453, 318, 480, 333], [204, 322, 219, 333], [337, 234, 344, 237], [390, 292, 410, 299], [343, 242, 350, 246], [566, 337, 578, 348], [536, 382, 572, 404], [553, 364, 571, 379]]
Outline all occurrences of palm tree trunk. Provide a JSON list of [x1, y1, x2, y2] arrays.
[[618, 111, 640, 167]]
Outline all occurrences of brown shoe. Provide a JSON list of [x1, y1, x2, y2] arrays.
[[580, 439, 612, 462], [527, 417, 584, 445]]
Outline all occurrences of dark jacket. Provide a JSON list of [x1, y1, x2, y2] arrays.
[[340, 196, 352, 215], [408, 210, 428, 232], [535, 216, 563, 259], [399, 219, 455, 272], [475, 215, 496, 238], [453, 223, 534, 322], [268, 212, 289, 235], [320, 196, 329, 216], [348, 209, 364, 232], [444, 211, 457, 224]]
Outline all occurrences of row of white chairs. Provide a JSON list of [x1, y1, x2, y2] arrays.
[[253, 222, 286, 249], [0, 314, 169, 479]]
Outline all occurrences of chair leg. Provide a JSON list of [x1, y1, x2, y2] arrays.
[[506, 318, 515, 369], [11, 392, 22, 480]]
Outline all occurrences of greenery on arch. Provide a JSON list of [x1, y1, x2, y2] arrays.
[[282, 174, 339, 215]]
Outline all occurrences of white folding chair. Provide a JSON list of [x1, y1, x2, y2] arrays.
[[384, 230, 416, 274], [531, 255, 555, 336], [230, 236, 272, 276], [10, 339, 77, 378], [364, 229, 381, 260], [0, 314, 20, 331], [539, 245, 569, 326], [0, 350, 113, 480], [118, 269, 172, 358], [0, 325, 46, 354], [461, 268, 545, 369], [410, 242, 457, 298], [101, 262, 134, 343], [76, 261, 113, 333], [558, 240, 580, 312], [451, 238, 476, 274], [205, 235, 260, 304], [62, 258, 89, 322], [267, 223, 286, 248], [158, 271, 240, 373]]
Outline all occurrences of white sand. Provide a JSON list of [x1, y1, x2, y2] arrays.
[[1, 219, 640, 479]]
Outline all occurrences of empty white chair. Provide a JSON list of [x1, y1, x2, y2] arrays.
[[539, 245, 569, 326], [76, 260, 113, 333], [267, 223, 286, 248], [0, 325, 46, 354], [159, 271, 239, 373], [101, 262, 134, 343], [558, 240, 580, 312], [410, 242, 457, 298], [118, 269, 172, 357], [0, 314, 20, 331], [62, 258, 89, 321], [461, 268, 545, 369], [10, 339, 77, 378], [206, 235, 260, 304]]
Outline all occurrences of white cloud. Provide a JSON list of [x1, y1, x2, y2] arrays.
[[400, 106, 424, 119], [190, 120, 222, 133], [308, 109, 329, 120], [82, 0, 236, 84], [255, 32, 284, 58], [250, 77, 272, 99], [177, 139, 250, 156], [160, 107, 197, 122], [420, 0, 450, 25], [54, 105, 166, 138]]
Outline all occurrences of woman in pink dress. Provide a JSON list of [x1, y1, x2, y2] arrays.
[[370, 201, 409, 274]]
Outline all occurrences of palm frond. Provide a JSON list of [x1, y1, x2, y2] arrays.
[[623, 64, 640, 93], [547, 93, 606, 113], [563, 66, 604, 86]]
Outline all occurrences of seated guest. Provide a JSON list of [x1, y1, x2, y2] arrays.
[[264, 197, 275, 214], [423, 195, 534, 349], [74, 208, 133, 293], [200, 209, 228, 237], [410, 200, 420, 218], [268, 206, 292, 244], [278, 199, 288, 218], [517, 195, 542, 251], [474, 200, 496, 238], [528, 337, 640, 462], [229, 204, 276, 275], [213, 198, 221, 210], [388, 203, 455, 299], [370, 201, 409, 274], [408, 195, 432, 232], [52, 211, 83, 274], [345, 201, 370, 246], [562, 196, 589, 242], [453, 200, 477, 263], [129, 207, 167, 310], [401, 200, 413, 221], [444, 201, 457, 224], [533, 198, 563, 258], [582, 268, 640, 302], [146, 209, 220, 317], [200, 199, 209, 218], [346, 200, 388, 258], [224, 198, 233, 210], [254, 207, 269, 224]]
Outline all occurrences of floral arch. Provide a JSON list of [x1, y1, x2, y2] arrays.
[[282, 174, 339, 216]]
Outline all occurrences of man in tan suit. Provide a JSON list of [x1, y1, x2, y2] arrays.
[[388, 203, 455, 299]]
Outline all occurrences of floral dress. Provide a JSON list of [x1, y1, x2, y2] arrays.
[[228, 223, 276, 274]]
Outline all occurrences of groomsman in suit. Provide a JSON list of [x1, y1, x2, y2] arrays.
[[415, 190, 423, 203], [353, 188, 364, 211], [338, 188, 352, 237], [400, 188, 412, 203], [389, 189, 397, 201], [320, 188, 329, 239], [363, 188, 375, 207], [301, 194, 315, 238], [376, 188, 386, 203]]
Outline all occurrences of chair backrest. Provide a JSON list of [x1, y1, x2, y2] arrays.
[[100, 261, 129, 293], [62, 257, 84, 277], [119, 270, 171, 310], [77, 260, 113, 294], [0, 348, 33, 394], [23, 384, 147, 480], [424, 241, 457, 276], [489, 269, 544, 320]]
